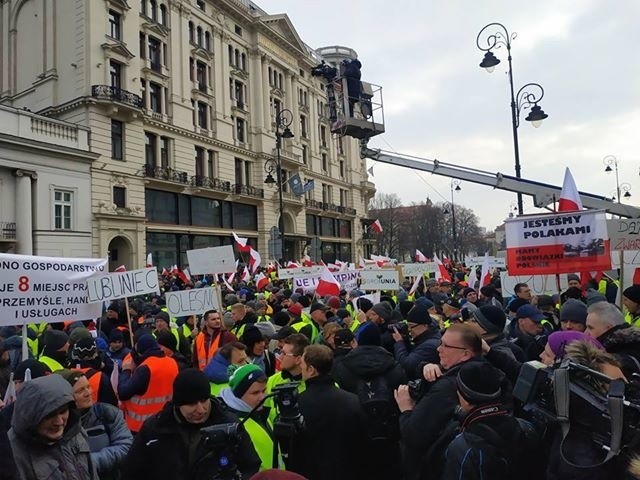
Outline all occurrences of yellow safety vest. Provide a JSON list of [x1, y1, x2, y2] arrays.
[[243, 416, 281, 470], [210, 382, 228, 396], [39, 355, 65, 372], [291, 320, 319, 344], [264, 371, 306, 423]]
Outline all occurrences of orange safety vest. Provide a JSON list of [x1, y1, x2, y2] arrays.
[[77, 367, 103, 404], [195, 331, 221, 371], [122, 355, 178, 432]]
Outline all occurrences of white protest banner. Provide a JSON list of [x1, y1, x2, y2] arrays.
[[293, 270, 360, 292], [359, 269, 401, 291], [0, 253, 107, 326], [164, 288, 221, 317], [333, 270, 360, 291], [505, 210, 611, 275], [278, 265, 323, 280], [465, 256, 506, 268], [607, 219, 640, 251], [500, 272, 570, 297], [86, 267, 159, 303], [186, 245, 236, 275], [293, 275, 320, 291], [400, 263, 438, 278]]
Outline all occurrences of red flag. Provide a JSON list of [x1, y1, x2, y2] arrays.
[[114, 265, 126, 272], [633, 268, 640, 285], [224, 272, 235, 291], [316, 267, 341, 297], [241, 266, 251, 283], [249, 248, 261, 273], [433, 253, 451, 282], [255, 272, 270, 290], [161, 267, 168, 276], [232, 232, 252, 253], [579, 272, 592, 289], [370, 219, 383, 234], [558, 167, 583, 212], [415, 249, 428, 263], [478, 253, 492, 287]]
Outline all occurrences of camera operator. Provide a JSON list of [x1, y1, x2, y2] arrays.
[[391, 302, 441, 379], [122, 368, 260, 480], [288, 345, 367, 480], [394, 325, 491, 480]]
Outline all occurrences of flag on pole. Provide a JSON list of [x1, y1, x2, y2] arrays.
[[433, 253, 452, 282], [161, 267, 168, 276], [3, 373, 16, 405], [255, 272, 270, 290], [114, 265, 126, 272], [558, 167, 583, 212], [146, 253, 153, 267], [370, 219, 383, 234], [249, 248, 262, 273], [232, 232, 252, 252], [241, 266, 251, 283], [478, 252, 491, 288], [316, 267, 341, 297], [415, 249, 428, 263], [409, 275, 422, 295], [224, 272, 235, 291]]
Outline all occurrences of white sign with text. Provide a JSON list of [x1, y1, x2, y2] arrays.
[[86, 267, 159, 303], [165, 288, 221, 317], [359, 269, 401, 291], [187, 245, 236, 275]]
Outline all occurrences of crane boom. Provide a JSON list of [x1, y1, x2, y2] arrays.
[[361, 144, 640, 218]]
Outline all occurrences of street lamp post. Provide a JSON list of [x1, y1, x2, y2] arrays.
[[264, 108, 294, 262], [603, 155, 632, 203], [446, 179, 462, 261], [477, 22, 549, 215]]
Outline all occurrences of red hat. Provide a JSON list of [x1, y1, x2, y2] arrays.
[[287, 303, 302, 317], [327, 296, 341, 309]]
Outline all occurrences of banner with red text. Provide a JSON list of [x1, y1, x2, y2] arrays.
[[505, 210, 611, 275]]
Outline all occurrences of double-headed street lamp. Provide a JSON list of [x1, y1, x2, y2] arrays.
[[476, 22, 549, 215], [443, 179, 462, 261], [603, 155, 632, 203], [264, 108, 294, 261]]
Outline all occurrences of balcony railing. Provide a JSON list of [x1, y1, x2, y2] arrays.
[[142, 164, 190, 184], [0, 222, 16, 241], [305, 199, 323, 210], [91, 85, 143, 109], [304, 199, 355, 215], [192, 175, 231, 192], [233, 184, 264, 198]]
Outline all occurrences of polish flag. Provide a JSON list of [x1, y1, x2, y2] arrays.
[[233, 232, 252, 252], [335, 260, 348, 271], [558, 167, 583, 212], [183, 268, 191, 282], [171, 265, 179, 275], [416, 249, 428, 263], [409, 275, 422, 295], [114, 265, 126, 272], [249, 248, 262, 273], [633, 268, 640, 285], [433, 253, 451, 282], [316, 267, 341, 297], [255, 272, 270, 290], [327, 263, 340, 272], [224, 273, 235, 291], [580, 271, 592, 290], [286, 261, 301, 268], [161, 267, 168, 276], [478, 252, 492, 287], [241, 266, 251, 283], [176, 268, 190, 284], [370, 219, 383, 234]]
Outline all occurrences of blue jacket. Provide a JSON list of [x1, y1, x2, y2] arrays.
[[203, 350, 231, 384], [393, 328, 441, 379]]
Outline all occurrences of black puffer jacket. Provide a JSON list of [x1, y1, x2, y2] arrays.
[[333, 345, 407, 394], [597, 325, 640, 378]]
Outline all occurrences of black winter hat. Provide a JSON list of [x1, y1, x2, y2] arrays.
[[156, 330, 177, 351], [508, 298, 529, 314], [241, 326, 264, 351], [456, 361, 504, 405], [14, 359, 50, 381], [356, 322, 381, 346], [371, 302, 393, 322], [173, 368, 211, 406], [623, 285, 640, 305], [407, 304, 434, 326], [70, 336, 98, 362], [473, 306, 506, 335], [398, 300, 415, 318], [334, 329, 355, 348], [560, 299, 588, 324], [356, 297, 373, 313], [42, 330, 69, 354]]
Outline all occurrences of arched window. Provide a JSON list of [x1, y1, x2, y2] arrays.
[[140, 0, 147, 16], [196, 26, 203, 46], [228, 44, 233, 65], [204, 31, 211, 51], [159, 4, 167, 26], [189, 22, 195, 44], [268, 67, 272, 85], [234, 49, 240, 68], [240, 53, 246, 71], [149, 0, 157, 21]]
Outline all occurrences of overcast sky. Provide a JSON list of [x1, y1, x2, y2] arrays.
[[258, 0, 640, 231]]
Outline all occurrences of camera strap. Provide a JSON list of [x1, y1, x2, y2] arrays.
[[553, 368, 624, 468]]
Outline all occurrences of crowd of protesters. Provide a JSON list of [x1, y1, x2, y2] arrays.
[[2, 262, 640, 480]]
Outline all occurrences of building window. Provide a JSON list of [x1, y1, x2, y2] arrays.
[[197, 101, 207, 129], [148, 37, 162, 71], [149, 82, 161, 113], [236, 118, 245, 142], [149, 0, 157, 21], [234, 24, 242, 36], [159, 4, 167, 26], [139, 32, 146, 59], [339, 159, 345, 178], [140, 79, 147, 108], [320, 126, 327, 147], [300, 115, 307, 138], [195, 146, 205, 177], [322, 153, 328, 172], [196, 61, 207, 91], [140, 0, 147, 16], [113, 186, 126, 208], [196, 26, 203, 47], [111, 120, 124, 160], [233, 80, 245, 108], [53, 190, 73, 230], [160, 136, 170, 168], [205, 31, 211, 51], [188, 22, 195, 44], [240, 53, 246, 71], [337, 137, 344, 155], [108, 10, 121, 40], [244, 161, 251, 186], [340, 189, 348, 207], [207, 150, 215, 178], [109, 61, 122, 89], [322, 184, 327, 203], [196, 0, 205, 10], [235, 158, 243, 184], [145, 132, 157, 166], [302, 145, 308, 165]]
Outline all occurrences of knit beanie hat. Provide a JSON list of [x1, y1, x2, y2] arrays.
[[172, 368, 211, 406], [254, 321, 277, 339], [473, 306, 507, 335], [371, 302, 393, 322], [355, 322, 381, 346], [156, 330, 177, 351], [462, 287, 476, 298], [109, 329, 124, 342], [585, 290, 607, 307], [547, 331, 603, 359], [407, 304, 434, 325], [272, 311, 291, 327], [537, 295, 555, 309], [57, 368, 86, 386], [14, 359, 50, 381], [623, 285, 640, 305], [567, 274, 580, 283], [70, 336, 98, 362], [356, 297, 373, 313], [42, 330, 69, 354], [334, 328, 355, 348], [456, 362, 503, 404], [229, 364, 266, 399], [327, 296, 341, 309], [559, 299, 588, 324], [136, 334, 158, 355], [508, 298, 529, 314], [398, 300, 415, 318], [241, 326, 264, 351], [415, 297, 435, 310], [68, 326, 92, 347]]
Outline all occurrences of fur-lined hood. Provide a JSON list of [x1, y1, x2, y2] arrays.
[[599, 324, 640, 350]]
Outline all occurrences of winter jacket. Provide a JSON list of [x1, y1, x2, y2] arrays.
[[508, 325, 546, 361], [597, 324, 640, 378], [0, 401, 18, 480], [203, 349, 232, 384], [117, 348, 166, 400], [487, 334, 526, 362], [8, 375, 98, 480], [120, 398, 260, 480], [441, 405, 523, 480], [80, 402, 133, 479], [106, 345, 131, 368], [288, 375, 368, 480], [393, 328, 441, 379]]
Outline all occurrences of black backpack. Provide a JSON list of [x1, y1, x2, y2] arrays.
[[356, 375, 396, 442]]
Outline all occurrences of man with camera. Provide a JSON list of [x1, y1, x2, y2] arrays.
[[394, 324, 487, 480], [122, 368, 260, 480]]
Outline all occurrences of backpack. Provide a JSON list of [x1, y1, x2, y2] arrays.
[[356, 375, 396, 442]]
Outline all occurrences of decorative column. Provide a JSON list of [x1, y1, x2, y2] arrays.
[[14, 170, 35, 255]]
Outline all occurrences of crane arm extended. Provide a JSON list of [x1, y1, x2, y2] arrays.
[[361, 145, 640, 218]]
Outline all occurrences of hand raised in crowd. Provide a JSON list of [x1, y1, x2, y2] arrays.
[[394, 385, 415, 413], [422, 363, 443, 382], [190, 326, 199, 338], [391, 326, 403, 343], [481, 338, 491, 355]]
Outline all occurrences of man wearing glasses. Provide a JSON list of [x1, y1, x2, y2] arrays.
[[394, 325, 487, 480]]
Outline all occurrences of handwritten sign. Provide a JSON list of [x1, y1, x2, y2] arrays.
[[359, 269, 401, 291], [86, 267, 159, 303], [0, 253, 107, 325], [500, 272, 569, 296], [465, 256, 506, 268], [187, 245, 236, 275], [278, 266, 323, 280], [165, 288, 221, 317], [400, 263, 438, 277], [607, 219, 640, 251], [333, 270, 360, 291]]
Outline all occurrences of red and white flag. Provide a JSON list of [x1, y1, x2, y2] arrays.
[[316, 267, 341, 297], [146, 253, 153, 267], [416, 249, 428, 263], [3, 376, 17, 405], [114, 265, 126, 272], [224, 272, 235, 291], [255, 272, 270, 290], [433, 253, 452, 282], [249, 248, 262, 273], [409, 275, 422, 295], [286, 261, 301, 268], [182, 268, 191, 282], [370, 219, 383, 234], [171, 265, 179, 275], [233, 232, 252, 252], [240, 266, 251, 283], [161, 267, 168, 276], [478, 252, 492, 288], [558, 167, 583, 212]]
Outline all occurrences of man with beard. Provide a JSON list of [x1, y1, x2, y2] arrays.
[[193, 309, 237, 371]]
